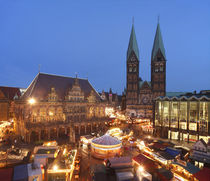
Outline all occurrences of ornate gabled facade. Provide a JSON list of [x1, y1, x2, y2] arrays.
[[99, 89, 121, 108], [14, 73, 108, 143], [125, 22, 166, 120], [0, 86, 22, 122]]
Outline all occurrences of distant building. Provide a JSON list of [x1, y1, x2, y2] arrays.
[[0, 86, 23, 121], [154, 90, 210, 143], [190, 138, 210, 167], [14, 73, 108, 143], [99, 88, 121, 108], [125, 22, 166, 120]]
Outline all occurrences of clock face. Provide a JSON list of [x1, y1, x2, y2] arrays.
[[131, 57, 136, 62], [142, 96, 149, 104]]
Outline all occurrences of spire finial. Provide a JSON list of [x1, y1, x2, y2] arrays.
[[158, 15, 160, 24], [75, 72, 78, 78], [132, 16, 134, 25], [38, 64, 41, 73]]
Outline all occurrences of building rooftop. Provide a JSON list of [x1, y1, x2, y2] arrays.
[[21, 72, 101, 101]]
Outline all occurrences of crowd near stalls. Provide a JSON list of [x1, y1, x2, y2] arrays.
[[0, 141, 80, 181], [135, 138, 205, 181]]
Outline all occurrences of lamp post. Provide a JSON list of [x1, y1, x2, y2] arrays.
[[27, 98, 36, 143], [28, 98, 36, 122]]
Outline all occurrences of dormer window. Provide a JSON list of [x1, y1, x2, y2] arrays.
[[48, 87, 58, 101], [157, 57, 162, 61], [65, 79, 84, 102], [129, 66, 132, 72]]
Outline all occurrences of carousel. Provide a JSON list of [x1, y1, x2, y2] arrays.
[[91, 134, 122, 159]]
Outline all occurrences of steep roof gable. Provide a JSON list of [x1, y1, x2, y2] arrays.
[[152, 23, 166, 60], [194, 139, 207, 149], [0, 86, 21, 100], [21, 73, 101, 101], [127, 24, 139, 60]]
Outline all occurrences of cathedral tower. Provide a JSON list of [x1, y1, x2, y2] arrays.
[[151, 22, 166, 98], [126, 24, 139, 105]]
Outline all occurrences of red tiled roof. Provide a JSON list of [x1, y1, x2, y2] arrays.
[[0, 168, 13, 181], [133, 154, 155, 167], [0, 86, 21, 100], [193, 167, 210, 181], [148, 142, 167, 150]]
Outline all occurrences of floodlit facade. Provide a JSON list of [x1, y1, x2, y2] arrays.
[[14, 73, 108, 143], [154, 91, 210, 143]]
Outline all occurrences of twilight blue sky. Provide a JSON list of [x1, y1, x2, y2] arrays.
[[0, 0, 210, 94]]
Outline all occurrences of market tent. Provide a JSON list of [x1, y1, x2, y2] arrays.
[[133, 154, 156, 169], [0, 168, 13, 181], [148, 142, 167, 151], [165, 147, 180, 157], [156, 168, 173, 181], [172, 162, 200, 174], [116, 172, 134, 181], [108, 156, 132, 168], [13, 164, 28, 181], [193, 167, 210, 181], [27, 162, 42, 181], [158, 151, 175, 160]]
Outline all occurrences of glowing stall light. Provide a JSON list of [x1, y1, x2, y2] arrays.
[[137, 141, 145, 150], [28, 98, 36, 105], [138, 166, 144, 172], [63, 148, 66, 155], [105, 107, 115, 117], [53, 165, 58, 171]]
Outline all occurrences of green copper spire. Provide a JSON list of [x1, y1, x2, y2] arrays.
[[127, 24, 139, 60], [152, 22, 166, 60]]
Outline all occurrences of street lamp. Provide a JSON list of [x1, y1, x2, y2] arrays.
[[138, 166, 144, 172], [53, 165, 58, 171], [28, 98, 36, 105]]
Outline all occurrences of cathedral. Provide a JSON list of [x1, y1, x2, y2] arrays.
[[125, 22, 166, 120]]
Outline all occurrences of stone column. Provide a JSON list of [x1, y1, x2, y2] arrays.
[[56, 128, 59, 139], [69, 126, 75, 143], [38, 131, 41, 141], [178, 101, 180, 142], [85, 125, 87, 134], [78, 126, 81, 135], [169, 101, 172, 140], [90, 124, 92, 133], [28, 131, 31, 143], [65, 128, 67, 135], [48, 129, 50, 140], [187, 101, 190, 143], [197, 101, 200, 141]]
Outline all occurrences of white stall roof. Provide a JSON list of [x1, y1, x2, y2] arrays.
[[116, 171, 134, 181], [92, 134, 121, 146]]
